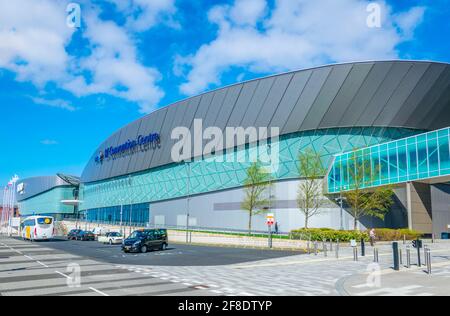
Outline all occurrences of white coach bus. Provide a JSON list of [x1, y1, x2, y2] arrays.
[[20, 216, 55, 241]]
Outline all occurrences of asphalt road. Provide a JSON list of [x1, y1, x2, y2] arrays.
[[18, 237, 301, 266]]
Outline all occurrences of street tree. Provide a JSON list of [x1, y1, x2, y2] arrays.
[[241, 162, 272, 235], [343, 151, 395, 230], [297, 149, 328, 229]]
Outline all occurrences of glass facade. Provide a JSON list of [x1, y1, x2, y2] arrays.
[[327, 127, 450, 193], [19, 186, 76, 217], [85, 203, 150, 225], [80, 127, 421, 211]]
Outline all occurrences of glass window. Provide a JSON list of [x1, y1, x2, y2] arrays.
[[379, 144, 389, 183], [427, 136, 439, 175], [342, 156, 349, 189], [371, 146, 381, 185], [388, 143, 398, 183], [37, 217, 53, 225], [417, 140, 428, 177], [439, 136, 450, 173], [407, 141, 418, 179], [397, 145, 408, 181]]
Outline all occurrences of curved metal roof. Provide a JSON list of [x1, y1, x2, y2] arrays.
[[16, 175, 77, 202], [81, 60, 450, 183]]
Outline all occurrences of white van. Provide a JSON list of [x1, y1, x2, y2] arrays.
[[21, 216, 55, 241]]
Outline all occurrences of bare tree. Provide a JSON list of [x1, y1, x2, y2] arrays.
[[343, 151, 395, 230], [241, 162, 272, 235], [297, 149, 328, 229]]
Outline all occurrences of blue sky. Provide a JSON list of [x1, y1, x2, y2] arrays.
[[0, 0, 449, 186]]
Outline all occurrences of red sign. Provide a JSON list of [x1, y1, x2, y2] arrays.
[[266, 213, 275, 226]]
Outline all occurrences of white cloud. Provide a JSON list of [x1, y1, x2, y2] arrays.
[[31, 97, 77, 112], [0, 0, 172, 114], [0, 0, 73, 86], [40, 139, 59, 145], [63, 13, 164, 113], [178, 0, 426, 95], [106, 0, 178, 31]]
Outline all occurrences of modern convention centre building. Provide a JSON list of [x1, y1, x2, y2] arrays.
[[17, 61, 450, 235]]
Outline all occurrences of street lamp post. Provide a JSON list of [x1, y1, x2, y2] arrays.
[[129, 203, 133, 236], [186, 161, 191, 244], [120, 202, 123, 236], [335, 193, 346, 231]]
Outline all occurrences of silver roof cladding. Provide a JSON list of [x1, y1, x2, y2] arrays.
[[16, 176, 74, 202], [81, 61, 450, 183]]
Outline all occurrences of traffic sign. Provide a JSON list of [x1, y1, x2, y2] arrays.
[[266, 213, 275, 226]]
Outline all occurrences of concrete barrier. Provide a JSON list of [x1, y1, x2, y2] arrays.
[[61, 221, 307, 251]]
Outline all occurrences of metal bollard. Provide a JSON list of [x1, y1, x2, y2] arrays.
[[373, 247, 379, 263], [329, 239, 333, 251], [307, 239, 311, 254], [424, 244, 428, 266], [406, 246, 411, 268], [399, 248, 403, 266], [314, 241, 318, 256], [393, 242, 400, 271], [335, 240, 340, 259], [353, 247, 358, 261], [425, 247, 432, 275], [323, 239, 327, 257]]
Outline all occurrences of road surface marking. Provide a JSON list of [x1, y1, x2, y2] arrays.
[[36, 261, 49, 268], [89, 287, 109, 296], [55, 271, 71, 279]]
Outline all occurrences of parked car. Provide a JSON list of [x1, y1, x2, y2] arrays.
[[76, 230, 96, 241], [92, 227, 109, 237], [67, 229, 82, 240], [122, 229, 168, 253], [98, 232, 123, 245]]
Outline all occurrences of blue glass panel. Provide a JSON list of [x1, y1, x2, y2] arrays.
[[379, 144, 389, 184], [407, 141, 418, 180], [397, 144, 408, 181], [388, 143, 398, 183], [439, 136, 450, 173], [371, 146, 381, 186], [427, 136, 439, 176], [417, 140, 428, 177]]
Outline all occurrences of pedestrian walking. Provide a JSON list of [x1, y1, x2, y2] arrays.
[[274, 222, 279, 235], [369, 228, 376, 247]]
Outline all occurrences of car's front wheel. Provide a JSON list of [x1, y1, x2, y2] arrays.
[[140, 245, 148, 253], [109, 240, 113, 245]]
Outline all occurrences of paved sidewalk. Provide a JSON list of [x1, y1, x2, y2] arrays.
[[3, 234, 450, 296], [121, 241, 450, 296]]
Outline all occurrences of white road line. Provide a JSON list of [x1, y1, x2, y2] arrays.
[[55, 271, 71, 279], [36, 261, 49, 268], [24, 255, 34, 260], [89, 287, 109, 296]]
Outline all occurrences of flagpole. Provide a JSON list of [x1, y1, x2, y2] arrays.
[[8, 176, 19, 236], [1, 187, 6, 233], [5, 183, 11, 235]]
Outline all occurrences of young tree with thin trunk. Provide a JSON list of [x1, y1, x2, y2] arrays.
[[343, 151, 395, 230], [241, 162, 271, 235], [297, 149, 328, 229]]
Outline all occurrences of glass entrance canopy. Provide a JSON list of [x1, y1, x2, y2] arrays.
[[326, 127, 450, 194]]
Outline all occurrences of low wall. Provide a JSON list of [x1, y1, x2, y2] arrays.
[[61, 221, 307, 251]]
